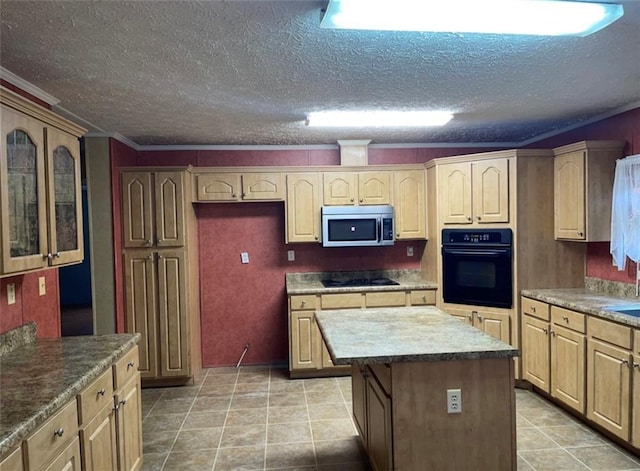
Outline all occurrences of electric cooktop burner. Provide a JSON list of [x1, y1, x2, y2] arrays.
[[321, 277, 400, 288]]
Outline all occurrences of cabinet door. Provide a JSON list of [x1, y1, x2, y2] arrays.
[[551, 326, 585, 413], [42, 437, 81, 471], [154, 172, 185, 248], [554, 150, 585, 240], [0, 105, 48, 273], [439, 162, 472, 224], [0, 446, 23, 471], [351, 365, 367, 443], [123, 251, 158, 380], [80, 402, 118, 471], [393, 170, 426, 240], [115, 377, 143, 471], [323, 172, 357, 205], [290, 311, 320, 370], [45, 127, 83, 265], [157, 251, 189, 378], [472, 159, 509, 224], [321, 339, 338, 369], [443, 306, 473, 325], [633, 352, 640, 448], [522, 315, 551, 393], [475, 310, 510, 344], [195, 173, 241, 201], [358, 172, 390, 205], [367, 376, 393, 471], [286, 173, 321, 243], [586, 338, 631, 440], [121, 172, 154, 248], [241, 173, 284, 200]]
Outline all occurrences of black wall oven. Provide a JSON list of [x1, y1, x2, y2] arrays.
[[441, 229, 513, 309]]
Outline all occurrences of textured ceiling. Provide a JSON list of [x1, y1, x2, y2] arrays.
[[1, 0, 639, 146]]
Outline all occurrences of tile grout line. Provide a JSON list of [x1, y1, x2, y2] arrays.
[[263, 366, 271, 471], [302, 379, 319, 470], [210, 367, 240, 471]]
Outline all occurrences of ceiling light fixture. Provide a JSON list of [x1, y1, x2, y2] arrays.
[[305, 111, 453, 127], [320, 0, 624, 36]]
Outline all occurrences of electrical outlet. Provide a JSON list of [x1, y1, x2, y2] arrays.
[[38, 276, 46, 296], [407, 246, 414, 257], [240, 252, 249, 264], [7, 283, 16, 305], [447, 388, 462, 414], [287, 250, 295, 262]]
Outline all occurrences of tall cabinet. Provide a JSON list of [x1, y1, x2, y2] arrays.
[[121, 168, 201, 384], [0, 87, 86, 276]]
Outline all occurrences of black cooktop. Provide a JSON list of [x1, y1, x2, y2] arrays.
[[321, 277, 400, 288]]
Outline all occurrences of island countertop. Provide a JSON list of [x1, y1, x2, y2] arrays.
[[0, 333, 140, 457], [315, 306, 519, 365]]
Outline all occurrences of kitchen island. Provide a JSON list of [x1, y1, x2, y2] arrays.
[[315, 306, 519, 471]]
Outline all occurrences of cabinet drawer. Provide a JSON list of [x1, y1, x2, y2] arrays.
[[321, 293, 362, 309], [368, 364, 392, 396], [588, 316, 632, 350], [78, 369, 114, 425], [24, 399, 78, 471], [521, 297, 550, 321], [290, 295, 317, 310], [551, 306, 585, 333], [365, 291, 406, 307], [114, 346, 140, 391], [410, 290, 436, 305]]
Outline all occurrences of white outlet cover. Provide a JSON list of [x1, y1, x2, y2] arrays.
[[7, 283, 16, 305], [287, 250, 295, 261], [407, 246, 414, 256], [241, 252, 249, 264]]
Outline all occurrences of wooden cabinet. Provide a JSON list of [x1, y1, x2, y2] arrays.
[[121, 171, 185, 248], [586, 317, 633, 441], [351, 365, 368, 441], [290, 310, 321, 370], [285, 173, 321, 243], [80, 402, 117, 471], [121, 169, 200, 384], [194, 172, 284, 202], [632, 329, 639, 448], [114, 376, 142, 471], [439, 158, 509, 225], [0, 87, 85, 276], [553, 141, 624, 241], [323, 171, 390, 206], [40, 438, 81, 471], [0, 446, 23, 471], [393, 170, 426, 240], [444, 305, 511, 344]]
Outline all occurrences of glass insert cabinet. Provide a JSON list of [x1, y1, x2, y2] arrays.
[[0, 87, 86, 276]]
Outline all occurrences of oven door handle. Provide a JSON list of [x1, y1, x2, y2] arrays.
[[377, 217, 382, 242], [443, 249, 510, 257]]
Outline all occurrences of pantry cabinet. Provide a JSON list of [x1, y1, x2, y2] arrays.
[[285, 173, 322, 243], [393, 170, 426, 240], [438, 158, 509, 225], [323, 171, 390, 206], [553, 141, 625, 241], [194, 172, 284, 202], [0, 87, 85, 276]]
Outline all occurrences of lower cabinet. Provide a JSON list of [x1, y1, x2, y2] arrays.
[[0, 446, 23, 471], [633, 329, 640, 448], [43, 438, 82, 471], [115, 376, 143, 471], [444, 305, 511, 344], [80, 402, 117, 471]]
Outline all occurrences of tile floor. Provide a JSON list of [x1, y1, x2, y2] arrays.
[[141, 366, 640, 471]]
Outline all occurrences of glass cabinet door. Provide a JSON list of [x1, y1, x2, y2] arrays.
[[46, 127, 83, 266], [0, 106, 48, 273]]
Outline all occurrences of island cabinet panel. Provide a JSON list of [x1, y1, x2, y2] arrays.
[[443, 305, 511, 344], [0, 446, 24, 471], [367, 376, 393, 471], [351, 366, 368, 441]]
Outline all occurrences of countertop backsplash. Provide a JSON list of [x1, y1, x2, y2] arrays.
[[0, 322, 36, 357], [585, 276, 638, 298]]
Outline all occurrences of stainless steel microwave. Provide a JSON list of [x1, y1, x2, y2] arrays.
[[321, 205, 394, 247]]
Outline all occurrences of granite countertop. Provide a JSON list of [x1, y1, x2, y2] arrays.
[[315, 306, 519, 365], [521, 288, 640, 328], [0, 333, 141, 457], [285, 269, 437, 295]]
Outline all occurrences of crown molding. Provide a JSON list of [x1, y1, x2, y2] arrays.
[[0, 67, 60, 105]]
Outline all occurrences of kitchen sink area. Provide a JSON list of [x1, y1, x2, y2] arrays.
[[603, 305, 640, 317]]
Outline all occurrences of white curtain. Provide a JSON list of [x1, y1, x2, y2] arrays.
[[610, 154, 640, 270]]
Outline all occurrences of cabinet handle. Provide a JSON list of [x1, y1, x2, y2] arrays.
[[466, 216, 472, 221], [314, 236, 318, 241], [46, 253, 54, 260], [53, 428, 64, 438], [301, 300, 306, 307], [397, 233, 400, 237], [350, 198, 354, 202], [54, 252, 61, 258], [98, 388, 106, 396], [119, 399, 127, 406], [477, 315, 483, 322], [422, 296, 427, 302], [550, 330, 556, 337], [359, 199, 363, 203], [146, 239, 152, 245], [232, 193, 237, 198], [113, 403, 120, 412], [577, 231, 584, 237], [633, 362, 640, 369], [562, 316, 569, 322], [531, 306, 536, 312], [621, 359, 630, 366], [543, 328, 548, 334], [476, 215, 482, 220], [127, 361, 135, 369], [157, 238, 163, 243], [242, 192, 246, 198], [158, 254, 163, 259], [147, 254, 153, 260], [467, 314, 473, 320]]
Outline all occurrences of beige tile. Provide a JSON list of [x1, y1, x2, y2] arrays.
[[269, 381, 305, 394], [206, 366, 239, 375], [305, 389, 344, 405], [182, 410, 227, 430], [269, 391, 307, 407], [268, 406, 309, 424], [518, 448, 590, 470], [143, 430, 178, 454], [172, 428, 223, 451], [230, 392, 269, 409], [311, 419, 357, 441], [517, 406, 577, 427], [303, 378, 339, 390], [265, 442, 316, 468], [161, 386, 200, 399], [202, 374, 238, 387], [149, 396, 194, 415], [517, 455, 535, 471], [198, 383, 235, 397], [237, 370, 271, 384], [162, 450, 217, 471], [140, 452, 167, 471], [267, 422, 312, 444], [515, 390, 552, 410], [235, 381, 269, 394], [142, 413, 186, 432], [191, 395, 232, 412], [516, 412, 534, 428], [308, 403, 351, 421], [214, 445, 265, 470], [537, 424, 605, 448], [219, 424, 267, 447], [517, 427, 561, 451], [314, 437, 368, 466], [566, 445, 640, 470], [225, 408, 268, 427], [269, 367, 290, 382]]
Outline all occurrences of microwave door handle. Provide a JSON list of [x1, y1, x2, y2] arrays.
[[377, 217, 382, 242]]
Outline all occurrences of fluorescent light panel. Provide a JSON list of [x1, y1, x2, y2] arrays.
[[306, 111, 453, 127], [321, 0, 624, 36]]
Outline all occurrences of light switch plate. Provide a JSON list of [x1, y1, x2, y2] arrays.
[[287, 250, 295, 261], [38, 276, 46, 296], [241, 252, 249, 264], [7, 283, 16, 305], [407, 246, 414, 257]]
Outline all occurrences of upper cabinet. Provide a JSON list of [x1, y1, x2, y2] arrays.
[[393, 170, 427, 240], [121, 171, 186, 248], [0, 88, 85, 276], [439, 158, 509, 225], [286, 173, 322, 243], [194, 172, 284, 202], [553, 141, 625, 241], [323, 171, 390, 206]]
